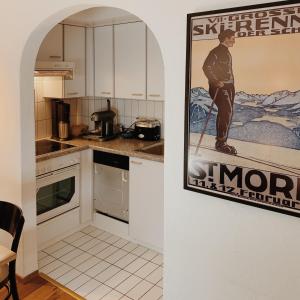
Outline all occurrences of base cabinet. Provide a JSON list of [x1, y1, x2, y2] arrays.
[[129, 157, 164, 251]]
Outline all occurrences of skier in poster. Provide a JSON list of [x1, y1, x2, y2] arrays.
[[202, 29, 237, 155]]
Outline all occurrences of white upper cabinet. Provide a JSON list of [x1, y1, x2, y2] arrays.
[[94, 26, 114, 98], [114, 22, 146, 100], [86, 28, 94, 97], [64, 25, 86, 98], [36, 24, 63, 61], [147, 28, 164, 101]]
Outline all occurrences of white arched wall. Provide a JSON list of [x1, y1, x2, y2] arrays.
[[18, 1, 168, 278], [2, 0, 300, 299]]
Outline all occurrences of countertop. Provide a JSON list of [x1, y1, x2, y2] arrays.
[[36, 137, 164, 163]]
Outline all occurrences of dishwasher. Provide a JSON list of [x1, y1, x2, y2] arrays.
[[93, 150, 129, 223]]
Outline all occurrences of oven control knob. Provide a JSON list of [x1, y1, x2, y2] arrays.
[[138, 134, 144, 139]]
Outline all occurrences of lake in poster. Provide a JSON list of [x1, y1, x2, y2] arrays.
[[184, 1, 300, 217]]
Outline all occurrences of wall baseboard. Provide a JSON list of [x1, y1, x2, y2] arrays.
[[16, 270, 39, 283]]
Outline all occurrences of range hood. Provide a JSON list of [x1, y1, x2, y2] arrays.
[[34, 61, 75, 80]]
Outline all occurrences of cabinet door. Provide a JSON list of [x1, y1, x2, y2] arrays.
[[114, 22, 146, 100], [147, 28, 164, 101], [94, 26, 114, 98], [36, 24, 63, 61], [64, 25, 86, 98], [129, 157, 164, 250]]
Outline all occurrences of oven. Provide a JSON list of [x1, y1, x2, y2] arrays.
[[36, 153, 80, 225]]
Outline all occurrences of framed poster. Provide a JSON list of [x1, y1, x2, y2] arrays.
[[184, 1, 300, 217]]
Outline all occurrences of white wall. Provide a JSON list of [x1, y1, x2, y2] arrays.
[[1, 0, 300, 299]]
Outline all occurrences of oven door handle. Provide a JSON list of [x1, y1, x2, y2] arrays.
[[36, 172, 54, 180], [52, 164, 79, 176]]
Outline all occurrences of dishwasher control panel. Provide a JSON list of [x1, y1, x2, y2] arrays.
[[93, 151, 129, 170]]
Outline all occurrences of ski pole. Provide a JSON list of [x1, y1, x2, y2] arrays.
[[194, 88, 219, 155]]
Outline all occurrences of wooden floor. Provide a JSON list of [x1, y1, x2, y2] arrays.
[[0, 273, 78, 300]]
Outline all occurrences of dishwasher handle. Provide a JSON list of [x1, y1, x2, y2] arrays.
[[121, 170, 128, 183]]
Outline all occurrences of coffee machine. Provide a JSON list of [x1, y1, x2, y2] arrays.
[[51, 100, 70, 140], [88, 99, 117, 141]]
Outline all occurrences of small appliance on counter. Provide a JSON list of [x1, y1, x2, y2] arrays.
[[134, 118, 161, 141], [83, 99, 118, 141], [70, 124, 89, 138], [51, 99, 70, 140]]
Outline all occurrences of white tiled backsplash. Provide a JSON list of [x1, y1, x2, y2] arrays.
[[79, 97, 164, 138], [34, 77, 81, 139], [34, 78, 164, 139], [34, 77, 52, 139]]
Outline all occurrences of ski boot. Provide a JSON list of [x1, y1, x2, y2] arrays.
[[215, 141, 237, 155]]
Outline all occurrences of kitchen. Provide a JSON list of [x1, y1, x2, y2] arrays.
[[34, 7, 164, 300]]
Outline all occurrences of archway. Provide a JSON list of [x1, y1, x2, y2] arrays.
[[19, 3, 165, 278]]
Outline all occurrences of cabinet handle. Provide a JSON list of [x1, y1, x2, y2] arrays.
[[101, 92, 111, 95], [49, 55, 62, 59], [149, 94, 161, 97], [132, 93, 143, 97], [67, 92, 79, 96], [121, 171, 128, 183], [131, 160, 143, 165]]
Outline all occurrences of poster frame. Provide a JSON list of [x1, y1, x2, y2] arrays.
[[183, 0, 300, 218]]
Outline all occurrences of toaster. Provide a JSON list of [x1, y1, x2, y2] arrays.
[[135, 118, 161, 141]]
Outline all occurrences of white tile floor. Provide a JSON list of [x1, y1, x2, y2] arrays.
[[38, 226, 163, 300]]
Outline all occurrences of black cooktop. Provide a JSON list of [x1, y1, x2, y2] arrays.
[[35, 139, 74, 156]]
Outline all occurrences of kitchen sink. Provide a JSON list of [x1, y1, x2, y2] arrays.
[[137, 142, 164, 156]]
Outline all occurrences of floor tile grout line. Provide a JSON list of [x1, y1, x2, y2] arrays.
[[40, 246, 162, 286], [66, 273, 98, 293], [94, 268, 129, 293], [74, 277, 106, 297], [42, 241, 69, 256], [44, 249, 161, 292], [69, 236, 96, 248], [42, 264, 161, 297], [41, 254, 162, 292], [44, 229, 162, 265], [40, 255, 161, 283], [94, 259, 160, 296], [40, 229, 120, 285], [55, 269, 86, 286], [39, 229, 163, 296], [42, 233, 83, 255], [46, 264, 74, 280], [114, 273, 150, 300], [80, 225, 100, 235], [48, 244, 77, 259], [84, 278, 133, 300], [128, 279, 154, 300], [43, 228, 160, 258]]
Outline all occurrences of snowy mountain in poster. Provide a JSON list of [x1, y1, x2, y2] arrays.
[[190, 87, 300, 150]]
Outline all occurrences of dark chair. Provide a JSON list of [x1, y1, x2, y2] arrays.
[[0, 201, 25, 300]]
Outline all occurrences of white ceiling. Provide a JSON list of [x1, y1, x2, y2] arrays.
[[63, 7, 141, 27]]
